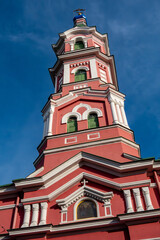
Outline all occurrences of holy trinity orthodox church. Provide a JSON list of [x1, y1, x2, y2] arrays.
[[0, 10, 160, 240]]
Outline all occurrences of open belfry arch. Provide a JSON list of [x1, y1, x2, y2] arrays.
[[0, 9, 160, 240]]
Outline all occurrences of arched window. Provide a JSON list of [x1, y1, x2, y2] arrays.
[[77, 200, 97, 220], [67, 117, 77, 133], [74, 41, 84, 50], [88, 113, 99, 129], [75, 70, 87, 82]]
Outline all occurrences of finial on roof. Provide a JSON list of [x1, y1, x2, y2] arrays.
[[73, 9, 87, 27]]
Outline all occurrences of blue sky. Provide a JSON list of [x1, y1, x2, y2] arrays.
[[0, 0, 160, 184]]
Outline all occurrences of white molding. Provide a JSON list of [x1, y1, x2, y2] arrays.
[[21, 172, 150, 203], [118, 209, 160, 221], [71, 66, 89, 74], [62, 112, 81, 124], [9, 224, 52, 236], [82, 108, 103, 120], [0, 204, 15, 210], [87, 132, 100, 140], [27, 166, 44, 178], [41, 137, 139, 156], [72, 103, 91, 112], [65, 136, 77, 144], [56, 185, 113, 209]]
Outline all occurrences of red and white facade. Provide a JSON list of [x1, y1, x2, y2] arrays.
[[0, 14, 160, 240]]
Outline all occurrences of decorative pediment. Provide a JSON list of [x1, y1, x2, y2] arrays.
[[56, 184, 113, 209]]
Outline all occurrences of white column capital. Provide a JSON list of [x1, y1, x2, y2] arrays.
[[24, 204, 31, 211]]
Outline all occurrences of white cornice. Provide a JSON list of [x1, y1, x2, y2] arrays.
[[1, 150, 155, 195], [37, 124, 133, 152], [21, 172, 151, 203], [118, 209, 160, 222], [35, 136, 140, 166], [0, 204, 15, 210], [8, 224, 52, 236]]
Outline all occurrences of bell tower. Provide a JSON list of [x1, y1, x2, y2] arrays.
[[37, 9, 139, 173], [1, 11, 159, 240]]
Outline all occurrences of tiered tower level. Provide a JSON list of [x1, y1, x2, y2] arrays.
[[0, 12, 160, 240]]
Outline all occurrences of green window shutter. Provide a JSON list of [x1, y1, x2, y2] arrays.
[[75, 70, 87, 82], [88, 113, 99, 129], [67, 117, 77, 133], [74, 41, 84, 50]]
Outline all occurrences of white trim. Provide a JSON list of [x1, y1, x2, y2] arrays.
[[71, 66, 89, 74], [63, 63, 70, 84], [90, 58, 98, 78], [118, 209, 160, 221], [72, 103, 91, 112], [82, 108, 103, 120], [26, 166, 44, 178], [62, 112, 81, 124], [21, 172, 150, 203], [0, 204, 15, 210], [87, 132, 100, 140], [65, 136, 77, 144]]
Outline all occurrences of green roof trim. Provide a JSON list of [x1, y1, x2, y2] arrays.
[[155, 158, 160, 162], [0, 183, 13, 188], [12, 178, 26, 182], [141, 157, 155, 161]]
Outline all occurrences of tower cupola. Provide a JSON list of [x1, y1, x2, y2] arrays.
[[73, 9, 87, 27]]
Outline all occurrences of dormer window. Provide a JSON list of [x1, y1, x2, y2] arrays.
[[77, 199, 97, 220], [75, 69, 87, 82], [74, 41, 84, 50]]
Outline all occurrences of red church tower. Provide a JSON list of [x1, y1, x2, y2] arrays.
[[0, 10, 160, 240]]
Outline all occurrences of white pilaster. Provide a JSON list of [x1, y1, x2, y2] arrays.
[[84, 39, 88, 48], [90, 59, 98, 78], [120, 105, 129, 127], [70, 41, 74, 51], [115, 103, 123, 123], [47, 108, 54, 136], [142, 187, 154, 210], [133, 188, 144, 212], [123, 190, 134, 213], [21, 205, 31, 228], [109, 99, 119, 124], [107, 65, 113, 84], [63, 63, 70, 84], [104, 199, 112, 216], [54, 75, 57, 93], [30, 204, 39, 226], [39, 202, 48, 225], [61, 206, 68, 223], [42, 118, 47, 139]]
